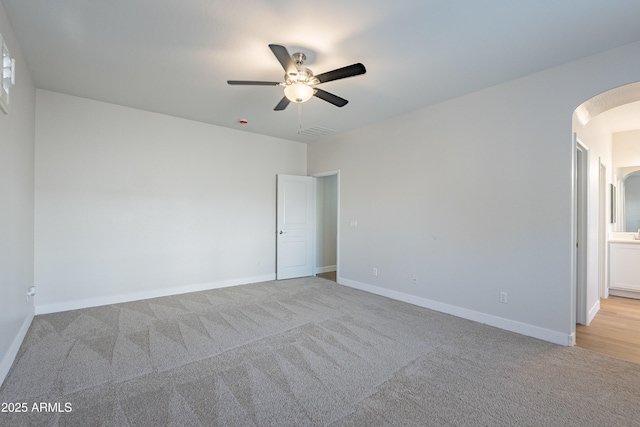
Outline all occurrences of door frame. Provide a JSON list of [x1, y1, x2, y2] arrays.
[[573, 135, 589, 331], [599, 160, 608, 299], [312, 170, 340, 282]]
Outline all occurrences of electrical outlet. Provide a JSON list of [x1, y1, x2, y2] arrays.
[[499, 292, 508, 304], [412, 275, 418, 285], [373, 267, 378, 276]]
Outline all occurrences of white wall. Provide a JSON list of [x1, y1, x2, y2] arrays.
[[308, 41, 640, 345], [35, 90, 306, 313], [613, 130, 640, 167], [316, 174, 337, 272], [0, 3, 36, 383]]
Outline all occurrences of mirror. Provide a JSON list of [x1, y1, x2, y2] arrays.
[[613, 163, 640, 232], [602, 100, 640, 232], [625, 173, 640, 231]]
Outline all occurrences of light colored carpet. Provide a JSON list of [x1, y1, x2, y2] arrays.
[[1, 277, 639, 426]]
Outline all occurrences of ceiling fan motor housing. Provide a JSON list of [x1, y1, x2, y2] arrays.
[[285, 67, 318, 86]]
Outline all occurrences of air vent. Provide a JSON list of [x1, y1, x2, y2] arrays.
[[297, 125, 336, 139]]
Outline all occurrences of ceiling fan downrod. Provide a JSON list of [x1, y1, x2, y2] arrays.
[[292, 52, 306, 67]]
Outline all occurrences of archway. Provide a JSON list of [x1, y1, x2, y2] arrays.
[[572, 81, 640, 349]]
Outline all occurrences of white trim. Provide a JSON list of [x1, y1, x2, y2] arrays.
[[312, 169, 340, 178], [570, 133, 578, 334], [316, 265, 337, 274], [599, 160, 608, 299], [35, 274, 275, 315], [609, 289, 640, 299], [0, 310, 34, 386], [610, 282, 640, 292], [587, 299, 600, 325], [575, 137, 589, 326], [338, 277, 573, 346]]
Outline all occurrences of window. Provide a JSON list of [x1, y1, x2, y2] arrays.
[[1, 34, 16, 114]]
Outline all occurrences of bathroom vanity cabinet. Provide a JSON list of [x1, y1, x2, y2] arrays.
[[609, 239, 640, 299]]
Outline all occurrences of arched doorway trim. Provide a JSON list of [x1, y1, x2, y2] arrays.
[[575, 81, 640, 127]]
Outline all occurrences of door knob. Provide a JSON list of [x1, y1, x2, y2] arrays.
[[279, 230, 286, 234]]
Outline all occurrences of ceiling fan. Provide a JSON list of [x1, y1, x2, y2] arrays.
[[227, 44, 366, 111]]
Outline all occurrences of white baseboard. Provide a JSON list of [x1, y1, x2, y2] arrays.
[[609, 289, 640, 300], [1, 309, 34, 386], [316, 265, 337, 274], [35, 273, 276, 315], [337, 277, 573, 347], [586, 299, 601, 325], [33, 273, 573, 346]]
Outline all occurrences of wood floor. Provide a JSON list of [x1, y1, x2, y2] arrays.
[[316, 271, 336, 282], [576, 296, 640, 364]]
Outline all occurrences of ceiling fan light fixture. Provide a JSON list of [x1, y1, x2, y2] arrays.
[[284, 82, 314, 103], [228, 44, 366, 111]]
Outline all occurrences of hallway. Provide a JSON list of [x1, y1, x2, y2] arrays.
[[576, 296, 640, 364]]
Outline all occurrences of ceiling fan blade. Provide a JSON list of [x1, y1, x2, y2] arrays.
[[227, 80, 281, 86], [269, 44, 297, 76], [314, 63, 366, 84], [274, 96, 291, 111], [314, 88, 348, 107]]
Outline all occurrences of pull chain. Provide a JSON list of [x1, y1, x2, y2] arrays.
[[297, 103, 303, 134]]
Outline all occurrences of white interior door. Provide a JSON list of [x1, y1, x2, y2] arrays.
[[277, 174, 315, 280]]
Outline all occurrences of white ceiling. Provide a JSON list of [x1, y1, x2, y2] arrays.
[[601, 102, 640, 134], [3, 0, 640, 143]]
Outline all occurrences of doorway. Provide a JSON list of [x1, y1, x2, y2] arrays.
[[275, 172, 340, 282], [572, 81, 640, 352], [314, 171, 339, 282]]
